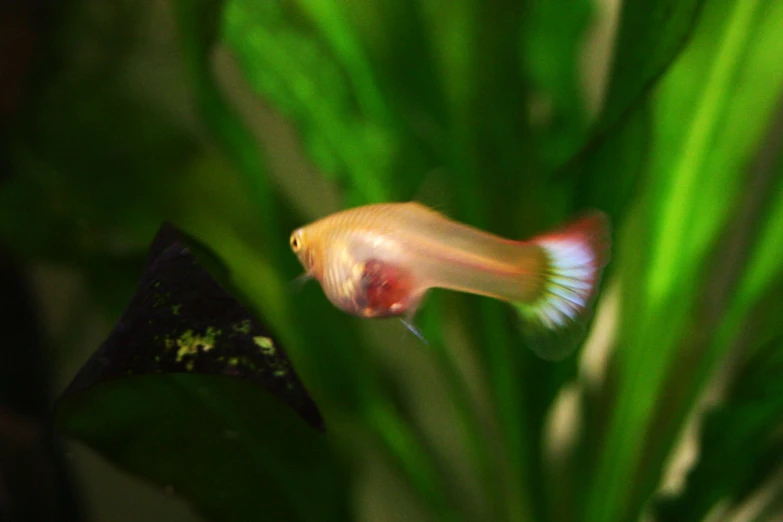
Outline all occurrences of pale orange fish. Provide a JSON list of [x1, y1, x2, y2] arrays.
[[289, 202, 610, 359]]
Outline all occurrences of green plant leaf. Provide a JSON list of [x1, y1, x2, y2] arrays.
[[56, 223, 349, 522], [0, 248, 86, 522], [654, 331, 783, 521], [58, 375, 348, 522], [521, 0, 592, 167], [569, 101, 652, 221], [174, 0, 281, 261], [222, 0, 397, 203], [0, 0, 205, 317], [591, 0, 707, 146], [584, 1, 783, 521], [8, 0, 783, 520]]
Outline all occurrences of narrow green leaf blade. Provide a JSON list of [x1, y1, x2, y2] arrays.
[[584, 1, 783, 521], [521, 0, 592, 167], [654, 331, 783, 521], [597, 0, 706, 139]]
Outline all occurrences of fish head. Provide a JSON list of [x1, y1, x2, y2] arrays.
[[289, 226, 321, 278]]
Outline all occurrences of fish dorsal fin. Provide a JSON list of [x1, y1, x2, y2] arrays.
[[410, 166, 456, 214]]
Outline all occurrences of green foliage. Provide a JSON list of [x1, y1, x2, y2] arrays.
[[597, 0, 707, 135], [2, 0, 783, 521], [61, 374, 349, 521], [655, 330, 783, 521]]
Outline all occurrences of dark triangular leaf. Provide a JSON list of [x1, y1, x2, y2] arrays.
[[55, 223, 350, 522], [60, 222, 322, 431]]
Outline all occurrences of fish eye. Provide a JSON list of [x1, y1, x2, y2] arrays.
[[290, 233, 302, 252]]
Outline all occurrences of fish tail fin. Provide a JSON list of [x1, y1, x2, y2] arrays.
[[514, 212, 611, 360]]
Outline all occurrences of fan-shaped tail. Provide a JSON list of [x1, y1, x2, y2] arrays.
[[515, 212, 611, 360]]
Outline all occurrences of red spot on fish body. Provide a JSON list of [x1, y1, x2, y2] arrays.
[[356, 259, 415, 318]]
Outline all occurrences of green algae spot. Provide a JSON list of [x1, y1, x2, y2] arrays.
[[233, 319, 252, 334], [175, 327, 222, 362], [185, 360, 195, 372], [171, 304, 181, 316], [175, 331, 198, 361], [228, 356, 240, 366], [204, 326, 222, 347], [253, 336, 275, 355]]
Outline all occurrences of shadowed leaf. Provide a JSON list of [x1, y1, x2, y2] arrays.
[[586, 0, 706, 153], [654, 329, 783, 521], [222, 0, 396, 203], [60, 222, 322, 431], [0, 246, 85, 522], [521, 0, 592, 167], [584, 1, 783, 521], [55, 223, 350, 522]]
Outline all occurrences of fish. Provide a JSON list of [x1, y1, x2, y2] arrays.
[[289, 202, 610, 359]]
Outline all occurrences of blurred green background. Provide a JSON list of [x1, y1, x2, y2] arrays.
[[1, 0, 783, 521]]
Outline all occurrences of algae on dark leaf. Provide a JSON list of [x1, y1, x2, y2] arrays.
[[59, 222, 322, 431], [56, 223, 350, 522]]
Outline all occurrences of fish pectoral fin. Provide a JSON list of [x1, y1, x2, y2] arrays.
[[400, 318, 428, 345], [398, 295, 429, 345], [289, 272, 313, 292]]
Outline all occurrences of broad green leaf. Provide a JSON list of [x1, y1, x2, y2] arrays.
[[59, 376, 348, 522], [56, 223, 349, 522]]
